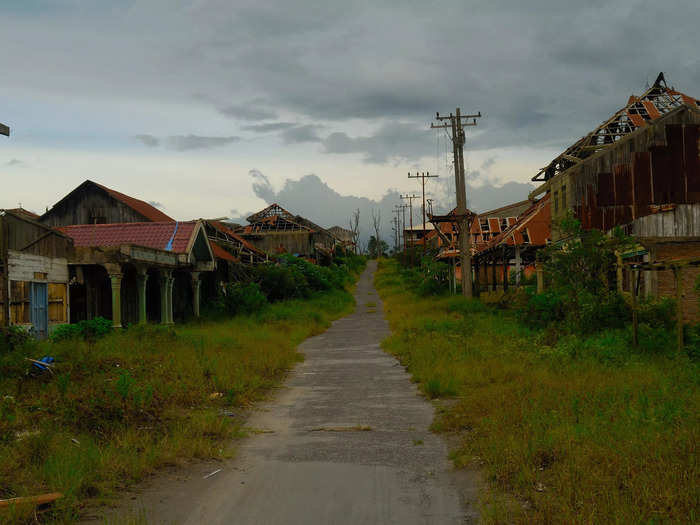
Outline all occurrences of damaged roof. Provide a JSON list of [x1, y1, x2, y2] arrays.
[[534, 72, 700, 182], [482, 195, 551, 250], [58, 221, 198, 253]]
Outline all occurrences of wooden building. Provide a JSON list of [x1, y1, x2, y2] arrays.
[[237, 204, 338, 261], [40, 180, 173, 227], [530, 73, 700, 319], [1, 210, 73, 338]]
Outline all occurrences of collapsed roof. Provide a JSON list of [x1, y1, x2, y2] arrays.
[[533, 73, 700, 182]]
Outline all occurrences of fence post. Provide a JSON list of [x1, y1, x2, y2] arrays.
[[673, 266, 684, 353]]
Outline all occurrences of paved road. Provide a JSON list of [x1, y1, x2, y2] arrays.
[[108, 261, 475, 524]]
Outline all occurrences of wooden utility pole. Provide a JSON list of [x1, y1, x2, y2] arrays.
[[396, 203, 409, 252], [431, 108, 481, 297], [408, 171, 438, 254], [400, 194, 419, 255], [392, 206, 403, 253]]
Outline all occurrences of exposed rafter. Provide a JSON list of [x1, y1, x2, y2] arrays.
[[533, 73, 700, 182]]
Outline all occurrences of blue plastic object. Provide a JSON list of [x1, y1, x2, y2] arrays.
[[32, 356, 54, 371]]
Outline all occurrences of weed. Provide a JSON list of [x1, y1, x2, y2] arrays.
[[376, 258, 698, 524]]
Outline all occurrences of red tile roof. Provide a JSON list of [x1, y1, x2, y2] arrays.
[[57, 221, 196, 253], [7, 207, 40, 220], [209, 221, 267, 256], [210, 241, 239, 262], [93, 182, 174, 222]]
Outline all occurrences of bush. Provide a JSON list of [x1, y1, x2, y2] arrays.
[[255, 263, 310, 302], [0, 326, 31, 352], [51, 317, 112, 342], [637, 297, 677, 331], [219, 282, 268, 316], [519, 290, 565, 327]]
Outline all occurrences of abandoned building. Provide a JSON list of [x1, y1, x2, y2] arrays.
[[530, 73, 700, 319], [57, 221, 215, 328], [472, 195, 551, 291], [40, 179, 173, 227], [327, 226, 356, 251], [0, 210, 74, 338], [236, 204, 339, 261]]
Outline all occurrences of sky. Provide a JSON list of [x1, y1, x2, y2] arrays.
[[1, 1, 699, 242]]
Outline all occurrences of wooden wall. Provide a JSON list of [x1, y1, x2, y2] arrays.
[[40, 185, 149, 227]]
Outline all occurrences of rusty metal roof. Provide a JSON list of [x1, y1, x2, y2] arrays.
[[533, 73, 700, 182], [93, 182, 174, 222], [482, 194, 551, 251], [210, 241, 239, 262]]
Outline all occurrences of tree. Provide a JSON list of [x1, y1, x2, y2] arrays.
[[371, 208, 381, 252], [348, 208, 360, 255], [367, 236, 389, 258]]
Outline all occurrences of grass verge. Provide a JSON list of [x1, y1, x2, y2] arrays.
[[0, 287, 356, 523], [375, 258, 698, 524]]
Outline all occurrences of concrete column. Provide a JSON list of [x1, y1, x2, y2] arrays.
[[136, 269, 149, 324], [191, 272, 201, 318], [167, 275, 175, 325], [109, 273, 123, 329], [536, 262, 544, 294], [160, 270, 173, 325]]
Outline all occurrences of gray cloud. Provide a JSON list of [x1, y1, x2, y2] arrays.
[[134, 134, 159, 147], [164, 134, 240, 151], [6, 159, 23, 166], [282, 125, 322, 144], [323, 122, 433, 164], [219, 104, 277, 121], [242, 122, 296, 133]]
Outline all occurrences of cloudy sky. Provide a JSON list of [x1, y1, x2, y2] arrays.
[[2, 1, 698, 236]]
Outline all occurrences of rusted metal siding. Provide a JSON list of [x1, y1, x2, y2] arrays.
[[555, 107, 700, 240]]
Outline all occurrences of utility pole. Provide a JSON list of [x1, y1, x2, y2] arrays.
[[400, 194, 419, 254], [426, 198, 434, 217], [431, 108, 481, 297], [396, 203, 409, 252], [392, 206, 403, 253], [408, 171, 438, 254]]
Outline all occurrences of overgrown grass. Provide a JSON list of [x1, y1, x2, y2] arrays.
[[0, 288, 356, 523], [375, 258, 699, 524]]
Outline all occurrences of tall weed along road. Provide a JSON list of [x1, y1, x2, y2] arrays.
[[117, 260, 475, 524]]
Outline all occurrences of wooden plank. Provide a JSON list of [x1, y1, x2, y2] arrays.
[[0, 492, 62, 508]]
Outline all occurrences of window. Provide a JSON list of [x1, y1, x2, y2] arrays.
[[522, 229, 530, 244], [553, 191, 559, 213], [561, 185, 567, 210], [500, 218, 508, 231], [480, 218, 489, 232]]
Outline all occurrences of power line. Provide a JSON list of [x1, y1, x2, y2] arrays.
[[408, 171, 438, 255]]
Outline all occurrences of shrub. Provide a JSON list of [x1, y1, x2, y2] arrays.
[[219, 282, 268, 316], [255, 263, 310, 302], [637, 297, 677, 331], [0, 326, 31, 352], [51, 317, 112, 342]]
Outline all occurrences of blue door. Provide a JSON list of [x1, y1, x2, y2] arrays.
[[30, 282, 48, 339]]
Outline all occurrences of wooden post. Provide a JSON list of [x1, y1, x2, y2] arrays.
[[536, 262, 544, 294], [616, 251, 623, 293], [632, 268, 639, 348], [674, 266, 684, 353], [514, 245, 521, 287], [491, 257, 497, 292], [502, 247, 508, 292], [191, 272, 201, 318], [0, 216, 9, 327]]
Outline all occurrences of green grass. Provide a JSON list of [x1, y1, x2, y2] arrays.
[[375, 258, 699, 524], [0, 288, 355, 523]]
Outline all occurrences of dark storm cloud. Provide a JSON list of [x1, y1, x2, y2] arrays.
[[134, 134, 159, 147], [164, 135, 240, 151], [323, 122, 434, 163], [2, 1, 698, 168]]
